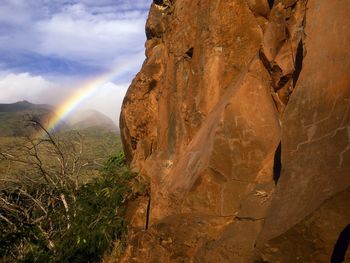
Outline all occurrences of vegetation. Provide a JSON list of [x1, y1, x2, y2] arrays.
[[0, 119, 139, 262], [0, 125, 122, 185], [0, 101, 54, 137]]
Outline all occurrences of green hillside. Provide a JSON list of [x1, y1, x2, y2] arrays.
[[0, 100, 52, 112], [0, 101, 122, 183], [0, 101, 61, 137]]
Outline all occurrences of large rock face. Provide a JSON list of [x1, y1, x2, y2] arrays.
[[119, 0, 350, 262]]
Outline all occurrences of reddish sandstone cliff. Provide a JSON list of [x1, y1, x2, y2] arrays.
[[119, 0, 350, 262]]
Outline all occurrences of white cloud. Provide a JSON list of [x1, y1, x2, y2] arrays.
[[0, 72, 56, 103], [0, 1, 149, 69], [34, 6, 146, 65], [0, 0, 36, 24]]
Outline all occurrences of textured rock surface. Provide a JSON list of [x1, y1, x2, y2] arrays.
[[120, 0, 350, 262]]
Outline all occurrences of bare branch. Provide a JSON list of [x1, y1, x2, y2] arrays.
[[18, 189, 48, 215], [0, 213, 14, 225]]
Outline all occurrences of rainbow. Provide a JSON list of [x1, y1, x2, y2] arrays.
[[37, 59, 137, 137]]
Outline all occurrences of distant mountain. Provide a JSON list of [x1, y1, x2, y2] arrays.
[[0, 100, 52, 113], [65, 109, 118, 132], [0, 101, 118, 137], [0, 101, 59, 137]]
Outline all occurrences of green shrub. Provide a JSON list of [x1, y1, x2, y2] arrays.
[[1, 151, 136, 263], [52, 153, 134, 263]]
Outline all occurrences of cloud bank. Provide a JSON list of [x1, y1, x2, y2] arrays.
[[0, 72, 56, 104]]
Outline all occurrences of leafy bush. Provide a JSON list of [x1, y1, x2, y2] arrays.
[[1, 142, 136, 262], [52, 152, 134, 263]]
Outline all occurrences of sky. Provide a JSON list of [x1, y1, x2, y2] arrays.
[[0, 0, 152, 125]]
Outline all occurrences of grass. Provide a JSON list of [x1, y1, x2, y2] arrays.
[[0, 126, 122, 186]]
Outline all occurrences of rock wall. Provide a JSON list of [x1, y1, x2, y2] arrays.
[[119, 0, 350, 262]]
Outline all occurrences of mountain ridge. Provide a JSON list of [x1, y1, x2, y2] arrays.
[[0, 101, 118, 136]]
